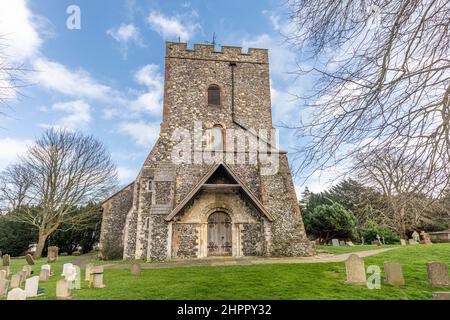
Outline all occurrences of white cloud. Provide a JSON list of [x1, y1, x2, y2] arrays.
[[40, 100, 92, 130], [0, 0, 42, 62], [107, 23, 144, 59], [32, 58, 117, 102], [147, 11, 199, 41], [118, 121, 160, 147], [117, 166, 137, 183], [0, 138, 32, 170]]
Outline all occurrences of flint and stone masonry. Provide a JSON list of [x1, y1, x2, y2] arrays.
[[98, 42, 315, 261]]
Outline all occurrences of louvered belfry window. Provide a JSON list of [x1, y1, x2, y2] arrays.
[[208, 85, 220, 106]]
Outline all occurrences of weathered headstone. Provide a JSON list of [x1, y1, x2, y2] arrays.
[[47, 246, 59, 263], [361, 236, 364, 245], [427, 262, 450, 287], [0, 269, 6, 281], [339, 241, 346, 246], [384, 262, 405, 286], [346, 241, 354, 246], [0, 277, 9, 296], [7, 288, 27, 300], [2, 254, 10, 266], [90, 266, 106, 288], [85, 263, 94, 281], [2, 266, 10, 277], [24, 276, 39, 297], [56, 280, 72, 299], [63, 264, 77, 289], [10, 274, 22, 289], [331, 239, 339, 247], [22, 265, 32, 277], [131, 263, 142, 276], [345, 254, 366, 285], [412, 231, 420, 242], [408, 239, 418, 245], [376, 234, 382, 246], [73, 265, 81, 290], [432, 292, 450, 300], [39, 269, 50, 282], [62, 263, 74, 277], [25, 254, 35, 265], [400, 239, 406, 246]]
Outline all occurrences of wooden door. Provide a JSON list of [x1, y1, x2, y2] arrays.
[[207, 211, 232, 256]]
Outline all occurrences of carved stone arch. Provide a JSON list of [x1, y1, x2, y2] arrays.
[[201, 204, 233, 223]]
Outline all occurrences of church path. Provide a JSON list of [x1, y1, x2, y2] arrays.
[[98, 247, 397, 270]]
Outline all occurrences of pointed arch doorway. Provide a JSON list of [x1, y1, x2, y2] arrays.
[[207, 211, 232, 256]]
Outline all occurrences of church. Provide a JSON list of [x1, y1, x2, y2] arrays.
[[98, 42, 315, 261]]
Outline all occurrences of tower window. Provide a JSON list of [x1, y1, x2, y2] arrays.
[[208, 85, 221, 106]]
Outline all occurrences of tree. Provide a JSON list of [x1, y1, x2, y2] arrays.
[[1, 129, 117, 258], [353, 148, 448, 238], [0, 163, 33, 211], [303, 202, 357, 243], [286, 1, 450, 179], [0, 209, 37, 256]]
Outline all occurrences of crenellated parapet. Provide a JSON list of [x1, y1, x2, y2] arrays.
[[166, 42, 268, 64]]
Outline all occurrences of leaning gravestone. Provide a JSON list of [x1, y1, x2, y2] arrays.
[[384, 262, 405, 286], [0, 277, 9, 296], [427, 262, 450, 287], [400, 239, 406, 246], [432, 292, 450, 300], [22, 265, 32, 277], [2, 254, 10, 267], [7, 288, 27, 300], [131, 263, 142, 276], [39, 269, 50, 282], [25, 254, 35, 265], [56, 280, 72, 299], [345, 254, 366, 285], [90, 266, 106, 289], [331, 239, 339, 247], [47, 246, 59, 263], [24, 276, 39, 297], [85, 263, 94, 281]]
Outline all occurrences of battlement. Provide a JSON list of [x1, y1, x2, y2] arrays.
[[166, 42, 268, 64]]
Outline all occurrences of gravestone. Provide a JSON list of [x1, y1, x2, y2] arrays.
[[400, 239, 406, 246], [90, 266, 106, 289], [345, 254, 366, 285], [22, 265, 32, 277], [56, 280, 72, 299], [432, 292, 450, 300], [0, 269, 6, 281], [10, 274, 22, 289], [384, 262, 405, 286], [131, 263, 142, 276], [63, 264, 77, 289], [41, 264, 51, 272], [2, 254, 10, 266], [339, 241, 346, 246], [39, 269, 50, 282], [47, 246, 59, 263], [25, 254, 35, 265], [361, 236, 365, 245], [346, 241, 354, 246], [73, 265, 81, 290], [85, 263, 94, 281], [427, 262, 450, 287], [331, 239, 339, 247], [7, 288, 27, 300], [376, 234, 382, 245], [412, 231, 420, 242], [408, 239, 418, 245], [24, 276, 39, 297], [0, 277, 9, 296], [2, 266, 10, 277]]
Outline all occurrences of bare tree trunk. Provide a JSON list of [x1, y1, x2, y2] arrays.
[[34, 230, 48, 259]]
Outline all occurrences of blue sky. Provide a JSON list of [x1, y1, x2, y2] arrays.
[[0, 0, 334, 195]]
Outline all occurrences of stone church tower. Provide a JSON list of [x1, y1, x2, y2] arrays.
[[99, 42, 315, 261]]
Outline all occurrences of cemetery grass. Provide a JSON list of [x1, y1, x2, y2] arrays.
[[316, 244, 400, 254], [5, 243, 450, 300]]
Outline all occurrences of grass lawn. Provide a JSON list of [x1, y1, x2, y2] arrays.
[[316, 244, 400, 254], [4, 243, 450, 300]]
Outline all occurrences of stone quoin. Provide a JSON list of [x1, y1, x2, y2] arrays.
[[98, 42, 315, 261]]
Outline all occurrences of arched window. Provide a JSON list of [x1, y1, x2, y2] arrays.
[[208, 85, 221, 106]]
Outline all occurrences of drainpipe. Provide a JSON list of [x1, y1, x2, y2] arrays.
[[229, 62, 236, 121]]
